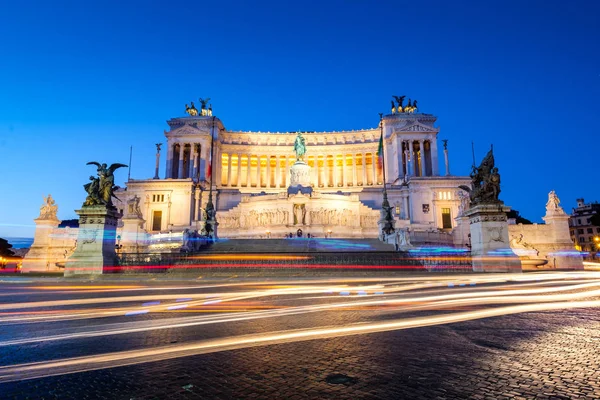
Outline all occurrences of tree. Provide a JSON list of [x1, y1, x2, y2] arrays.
[[0, 238, 15, 258], [506, 210, 533, 224]]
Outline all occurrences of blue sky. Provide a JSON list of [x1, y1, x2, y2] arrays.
[[0, 0, 599, 238]]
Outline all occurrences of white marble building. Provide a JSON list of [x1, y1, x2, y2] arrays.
[[115, 108, 471, 239]]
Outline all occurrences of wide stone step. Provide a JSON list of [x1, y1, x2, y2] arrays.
[[199, 238, 396, 253]]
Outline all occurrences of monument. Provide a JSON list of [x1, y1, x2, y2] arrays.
[[120, 194, 147, 253], [288, 132, 312, 195], [460, 147, 522, 272], [22, 195, 62, 272], [65, 161, 127, 276]]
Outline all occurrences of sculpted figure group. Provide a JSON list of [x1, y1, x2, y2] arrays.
[[545, 190, 564, 214], [219, 207, 365, 228], [235, 208, 290, 228], [83, 162, 128, 207], [126, 195, 142, 217], [391, 95, 418, 114], [39, 194, 58, 219], [309, 207, 356, 227], [458, 147, 501, 206], [182, 229, 208, 252], [185, 98, 213, 117]]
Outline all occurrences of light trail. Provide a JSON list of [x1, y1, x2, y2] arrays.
[[0, 299, 598, 383], [0, 271, 598, 383]]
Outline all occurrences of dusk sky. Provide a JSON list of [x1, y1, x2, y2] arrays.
[[1, 0, 599, 239]]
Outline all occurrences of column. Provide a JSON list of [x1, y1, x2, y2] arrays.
[[214, 146, 222, 187], [237, 153, 242, 187], [311, 157, 318, 186], [275, 156, 281, 188], [334, 155, 339, 187], [325, 155, 330, 186], [420, 139, 426, 177], [178, 143, 185, 179], [396, 137, 403, 179], [187, 144, 193, 179], [256, 155, 262, 188], [444, 147, 450, 176], [193, 188, 200, 221], [402, 192, 409, 220], [166, 143, 174, 178], [266, 156, 272, 188], [340, 155, 345, 187], [352, 154, 357, 187], [409, 141, 415, 177], [431, 138, 440, 176], [225, 153, 232, 186], [192, 145, 199, 180], [154, 144, 161, 180], [316, 155, 321, 187], [371, 153, 377, 184], [246, 154, 252, 187], [285, 156, 290, 187], [362, 152, 367, 186]]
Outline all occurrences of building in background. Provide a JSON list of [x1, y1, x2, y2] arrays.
[[569, 198, 600, 253]]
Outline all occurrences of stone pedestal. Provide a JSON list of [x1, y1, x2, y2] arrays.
[[205, 219, 218, 240], [21, 217, 61, 272], [452, 216, 470, 248], [120, 216, 147, 253], [465, 204, 522, 273], [65, 206, 120, 276], [288, 161, 313, 196], [542, 208, 584, 270]]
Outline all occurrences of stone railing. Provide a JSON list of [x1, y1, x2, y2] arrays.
[[410, 230, 454, 245]]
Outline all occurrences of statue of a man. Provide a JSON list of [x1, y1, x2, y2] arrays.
[[293, 132, 306, 161]]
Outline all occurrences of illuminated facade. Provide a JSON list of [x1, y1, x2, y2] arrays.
[[117, 110, 471, 239]]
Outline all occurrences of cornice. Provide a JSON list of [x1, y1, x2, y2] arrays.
[[219, 143, 382, 155]]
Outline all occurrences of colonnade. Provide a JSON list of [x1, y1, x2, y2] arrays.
[[218, 152, 383, 189], [397, 139, 436, 178], [165, 137, 438, 184], [166, 143, 209, 180]]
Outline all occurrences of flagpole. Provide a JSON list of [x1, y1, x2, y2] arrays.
[[379, 114, 387, 195], [127, 145, 132, 182]]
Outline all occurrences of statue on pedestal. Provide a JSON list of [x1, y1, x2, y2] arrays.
[[39, 194, 58, 219], [394, 228, 411, 250], [126, 195, 142, 217], [458, 147, 502, 206], [293, 132, 306, 162], [546, 190, 564, 213]]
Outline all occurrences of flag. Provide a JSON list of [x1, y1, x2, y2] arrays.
[[377, 131, 384, 169]]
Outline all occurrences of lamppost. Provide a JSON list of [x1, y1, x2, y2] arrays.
[[379, 113, 395, 236], [204, 116, 217, 239]]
